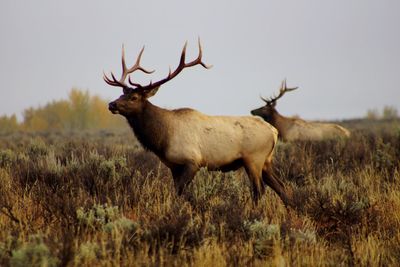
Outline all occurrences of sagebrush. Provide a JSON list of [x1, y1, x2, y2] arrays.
[[0, 120, 399, 266]]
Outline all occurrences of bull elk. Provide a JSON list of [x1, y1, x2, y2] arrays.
[[104, 40, 292, 206], [251, 80, 351, 141]]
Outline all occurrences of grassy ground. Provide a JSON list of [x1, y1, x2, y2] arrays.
[[0, 119, 399, 266]]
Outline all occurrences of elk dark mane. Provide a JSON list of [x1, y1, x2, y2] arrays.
[[126, 101, 169, 156]]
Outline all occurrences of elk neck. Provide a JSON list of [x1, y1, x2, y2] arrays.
[[270, 110, 291, 140], [125, 101, 171, 156]]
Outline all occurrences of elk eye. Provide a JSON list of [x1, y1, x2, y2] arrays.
[[131, 95, 138, 101]]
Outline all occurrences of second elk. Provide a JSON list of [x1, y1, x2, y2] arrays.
[[251, 80, 350, 142]]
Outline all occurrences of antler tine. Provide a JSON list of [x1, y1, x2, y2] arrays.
[[128, 76, 143, 88], [184, 38, 213, 69], [129, 46, 155, 74], [179, 41, 188, 67], [121, 44, 127, 75], [281, 79, 299, 93], [103, 71, 125, 87], [198, 38, 213, 69], [260, 95, 271, 104], [281, 79, 286, 92]]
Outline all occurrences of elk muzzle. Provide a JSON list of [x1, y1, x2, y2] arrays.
[[108, 101, 119, 114], [251, 108, 261, 116]]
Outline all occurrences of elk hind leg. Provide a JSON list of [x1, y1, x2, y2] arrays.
[[262, 161, 292, 207]]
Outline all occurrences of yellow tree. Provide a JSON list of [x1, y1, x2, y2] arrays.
[[0, 114, 19, 133], [69, 89, 90, 130]]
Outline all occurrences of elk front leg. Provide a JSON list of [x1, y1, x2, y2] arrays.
[[243, 161, 265, 205], [171, 164, 198, 195]]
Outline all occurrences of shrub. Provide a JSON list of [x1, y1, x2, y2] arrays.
[[0, 149, 14, 168], [74, 242, 100, 266], [304, 176, 371, 242], [0, 122, 399, 266], [244, 220, 280, 257], [10, 235, 58, 267], [77, 204, 138, 234], [27, 138, 48, 158]]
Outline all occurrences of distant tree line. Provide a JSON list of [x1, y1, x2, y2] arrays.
[[366, 106, 399, 120], [0, 89, 126, 133], [1, 90, 398, 133]]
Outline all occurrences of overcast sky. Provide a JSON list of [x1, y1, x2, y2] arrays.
[[1, 0, 399, 121]]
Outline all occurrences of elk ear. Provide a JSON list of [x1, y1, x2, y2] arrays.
[[271, 101, 277, 107], [143, 86, 160, 99]]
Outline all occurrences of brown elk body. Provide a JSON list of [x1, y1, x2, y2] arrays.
[[251, 80, 350, 142], [104, 41, 291, 205]]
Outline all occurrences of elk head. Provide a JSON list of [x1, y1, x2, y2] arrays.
[[251, 79, 298, 122], [104, 39, 212, 117]]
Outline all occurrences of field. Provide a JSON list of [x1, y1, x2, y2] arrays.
[[0, 119, 399, 266]]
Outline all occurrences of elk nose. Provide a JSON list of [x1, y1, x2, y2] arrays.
[[108, 101, 117, 111], [250, 110, 256, 115]]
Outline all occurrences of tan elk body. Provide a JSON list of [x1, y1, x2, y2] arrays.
[[104, 41, 291, 205], [251, 80, 350, 142]]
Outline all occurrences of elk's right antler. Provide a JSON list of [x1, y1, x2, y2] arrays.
[[103, 45, 155, 92], [261, 79, 298, 105]]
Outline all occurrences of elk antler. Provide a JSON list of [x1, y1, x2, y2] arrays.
[[261, 79, 298, 105], [103, 45, 155, 91], [128, 38, 212, 92]]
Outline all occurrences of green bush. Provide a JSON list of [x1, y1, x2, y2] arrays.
[[10, 235, 58, 267], [0, 149, 14, 168], [244, 220, 280, 257], [77, 204, 138, 233]]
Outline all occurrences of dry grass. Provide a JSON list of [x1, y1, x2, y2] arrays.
[[0, 120, 399, 266]]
